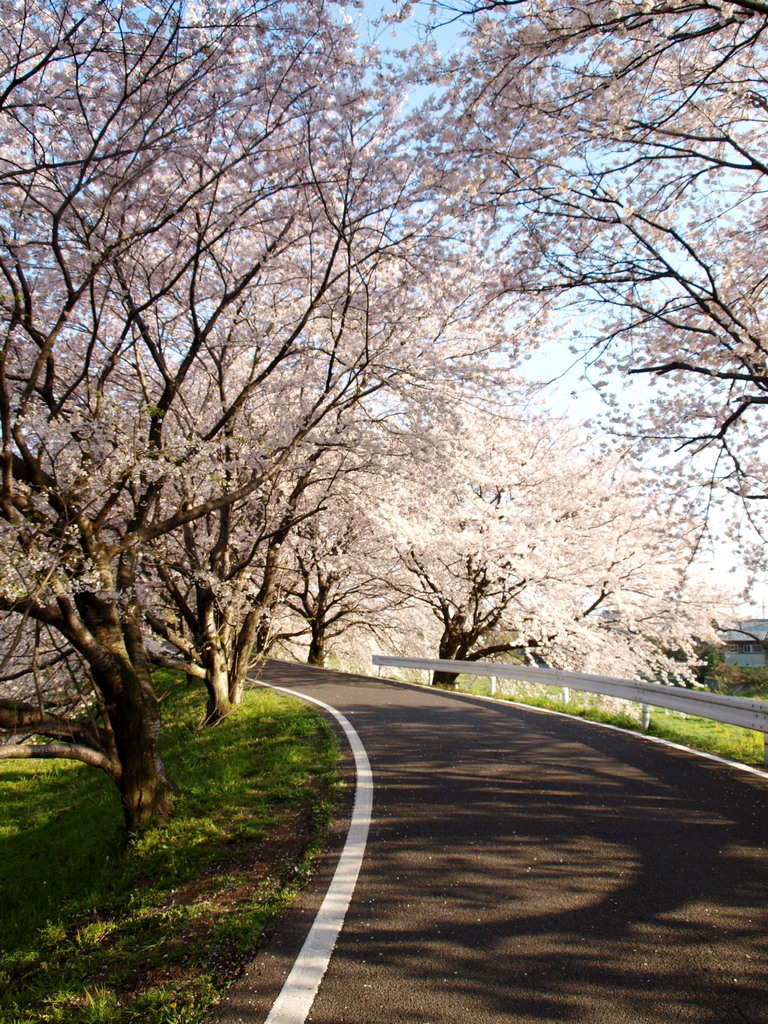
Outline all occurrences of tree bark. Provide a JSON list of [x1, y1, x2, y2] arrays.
[[75, 591, 174, 831], [107, 672, 173, 831], [307, 630, 326, 667], [199, 639, 236, 725], [229, 608, 260, 707], [433, 635, 468, 688], [431, 669, 460, 688]]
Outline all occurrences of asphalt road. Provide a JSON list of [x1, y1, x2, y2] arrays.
[[218, 660, 768, 1024]]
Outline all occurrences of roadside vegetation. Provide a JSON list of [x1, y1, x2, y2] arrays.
[[0, 671, 340, 1024], [705, 661, 768, 700]]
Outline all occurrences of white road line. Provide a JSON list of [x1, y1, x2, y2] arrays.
[[257, 682, 373, 1024]]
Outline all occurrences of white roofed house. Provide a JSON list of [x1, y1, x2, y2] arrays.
[[722, 620, 768, 668]]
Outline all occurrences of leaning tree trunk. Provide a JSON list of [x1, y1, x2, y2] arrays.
[[78, 591, 174, 831]]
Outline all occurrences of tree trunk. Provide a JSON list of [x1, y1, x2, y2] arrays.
[[248, 532, 288, 659], [196, 601, 268, 721], [200, 641, 235, 725], [229, 608, 260, 706], [433, 634, 474, 689], [431, 668, 460, 688], [111, 683, 173, 831], [307, 629, 326, 667], [76, 590, 174, 831], [252, 611, 274, 659]]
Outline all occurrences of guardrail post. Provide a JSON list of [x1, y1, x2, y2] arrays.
[[562, 687, 570, 705], [489, 675, 497, 696], [642, 704, 651, 732], [764, 734, 767, 766]]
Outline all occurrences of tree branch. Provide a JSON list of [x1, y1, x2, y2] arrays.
[[0, 741, 121, 778]]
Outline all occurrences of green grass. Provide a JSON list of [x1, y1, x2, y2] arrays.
[[0, 671, 340, 1024], [646, 709, 764, 764], [435, 675, 767, 768], [707, 662, 768, 698]]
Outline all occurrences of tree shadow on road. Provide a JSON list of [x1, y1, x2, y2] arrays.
[[261, 661, 768, 1024]]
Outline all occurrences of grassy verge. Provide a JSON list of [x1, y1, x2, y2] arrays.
[[0, 671, 340, 1024], [433, 676, 767, 768]]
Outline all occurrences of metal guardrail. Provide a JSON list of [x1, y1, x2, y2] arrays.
[[371, 655, 768, 764]]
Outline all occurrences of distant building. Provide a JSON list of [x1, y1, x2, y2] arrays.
[[722, 619, 768, 667]]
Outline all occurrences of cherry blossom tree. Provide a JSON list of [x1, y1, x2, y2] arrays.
[[145, 443, 347, 721], [278, 471, 406, 667], [374, 407, 725, 686], [402, 0, 768, 549], [133, 61, 529, 715], [0, 0, 405, 827], [0, 0, 531, 826]]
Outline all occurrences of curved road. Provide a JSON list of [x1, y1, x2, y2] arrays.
[[217, 660, 768, 1024]]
